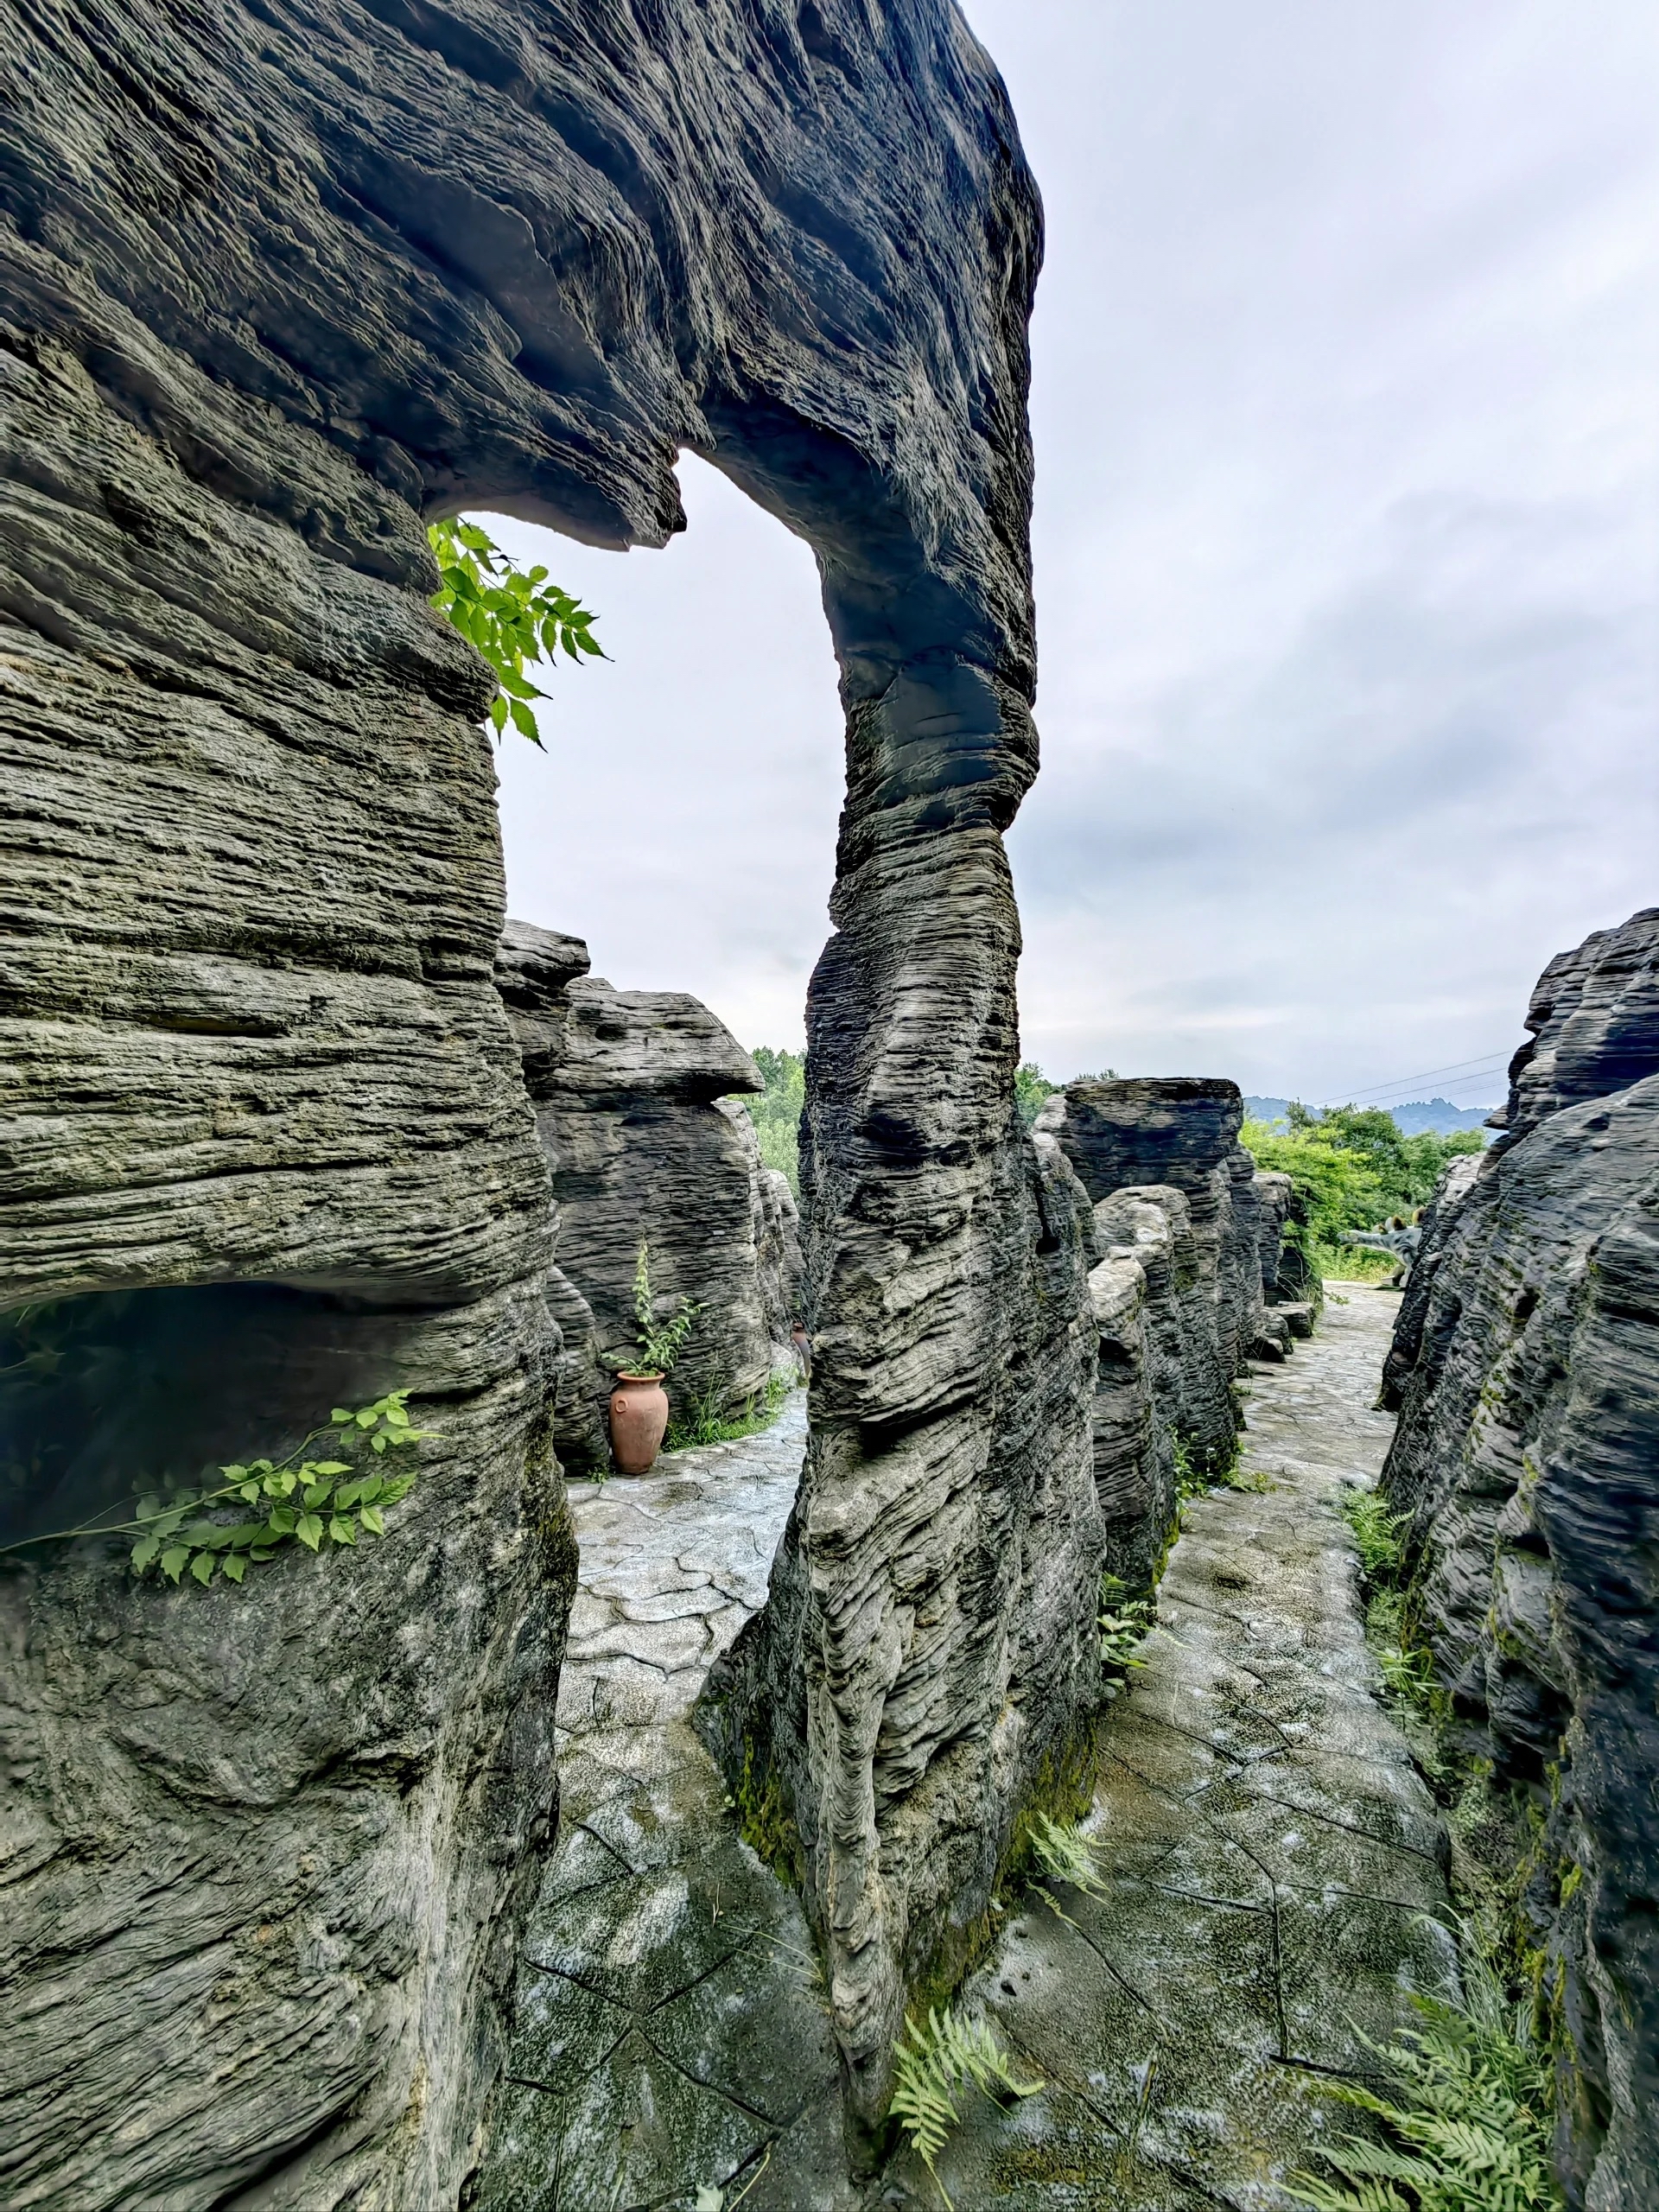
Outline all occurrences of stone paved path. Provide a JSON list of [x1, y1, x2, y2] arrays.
[[480, 1290, 1452, 2210], [478, 1389, 857, 2212], [918, 1285, 1453, 2209]]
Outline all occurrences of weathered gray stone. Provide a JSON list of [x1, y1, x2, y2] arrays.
[[498, 925, 798, 1465], [1042, 1079, 1262, 1370], [703, 1122, 1103, 2135], [722, 1096, 807, 1355], [1379, 910, 1659, 2209], [1096, 1184, 1238, 1472], [2, 0, 1076, 2183], [1489, 905, 1659, 1143], [1045, 1077, 1272, 1468]]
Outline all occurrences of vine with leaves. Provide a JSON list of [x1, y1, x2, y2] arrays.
[[0, 1392, 429, 1589], [427, 517, 604, 747]]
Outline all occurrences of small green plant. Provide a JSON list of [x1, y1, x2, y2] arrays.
[[0, 1393, 428, 1586], [1290, 1921, 1560, 2212], [624, 1241, 699, 1377], [1223, 1461, 1276, 1493], [665, 1369, 792, 1452], [1098, 1573, 1157, 1673], [1342, 1486, 1409, 1577], [427, 517, 603, 747], [1027, 1811, 1109, 1899], [889, 2005, 1043, 2207], [1377, 1640, 1438, 1705]]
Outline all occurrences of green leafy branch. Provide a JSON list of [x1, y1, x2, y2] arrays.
[[0, 1393, 429, 1588], [1027, 1811, 1110, 1900], [427, 517, 603, 747], [626, 1239, 699, 1378], [889, 2005, 1042, 2207]]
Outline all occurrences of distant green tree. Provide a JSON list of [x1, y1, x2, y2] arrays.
[[1245, 1104, 1484, 1273], [1014, 1062, 1058, 1128], [1014, 1063, 1117, 1128], [741, 1047, 806, 1198]]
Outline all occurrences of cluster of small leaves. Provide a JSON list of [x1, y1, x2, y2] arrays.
[[1027, 1811, 1109, 1900], [127, 1394, 427, 1587], [427, 517, 602, 747], [889, 2005, 1042, 2206], [1378, 1641, 1439, 1706], [1292, 1923, 1559, 2212], [1099, 1573, 1157, 1673], [626, 1239, 700, 1377], [1342, 1487, 1410, 1578]]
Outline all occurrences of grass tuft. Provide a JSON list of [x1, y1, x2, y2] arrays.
[[665, 1370, 792, 1452]]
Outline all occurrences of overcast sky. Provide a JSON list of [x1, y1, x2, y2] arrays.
[[495, 0, 1659, 1111]]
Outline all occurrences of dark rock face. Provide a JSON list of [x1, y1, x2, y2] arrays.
[[498, 921, 801, 1464], [1040, 1078, 1263, 1469], [0, 348, 576, 2202], [1085, 1191, 1185, 1587], [702, 1126, 1102, 2129], [3, 0, 1065, 2180], [1489, 906, 1659, 1143], [1379, 911, 1659, 2209]]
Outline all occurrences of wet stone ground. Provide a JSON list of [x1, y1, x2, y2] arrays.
[[477, 1389, 857, 2212], [925, 1285, 1453, 2209], [479, 1289, 1452, 2209]]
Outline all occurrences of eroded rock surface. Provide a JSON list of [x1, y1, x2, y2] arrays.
[[1039, 1077, 1267, 1464], [3, 0, 1071, 2183], [1380, 909, 1659, 2209], [498, 921, 800, 1465]]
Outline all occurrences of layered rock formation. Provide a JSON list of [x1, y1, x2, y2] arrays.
[[496, 919, 800, 1469], [1041, 1079, 1266, 1462], [2, 0, 1077, 2181], [1378, 909, 1659, 2209], [1030, 1079, 1306, 1595]]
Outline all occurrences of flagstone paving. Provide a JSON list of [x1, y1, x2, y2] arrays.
[[917, 1285, 1453, 2210], [475, 1389, 855, 2212], [479, 1288, 1452, 2210]]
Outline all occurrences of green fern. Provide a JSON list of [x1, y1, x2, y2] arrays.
[[890, 2005, 1042, 2207], [1099, 1573, 1157, 1672], [1291, 1930, 1559, 2212], [1027, 1811, 1109, 1899], [1341, 1487, 1409, 1577]]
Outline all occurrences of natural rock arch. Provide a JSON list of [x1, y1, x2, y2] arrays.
[[0, 0, 1103, 2193]]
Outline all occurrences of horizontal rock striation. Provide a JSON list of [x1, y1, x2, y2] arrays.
[[1379, 910, 1659, 2209], [1084, 1190, 1183, 1590], [3, 0, 1074, 2178], [496, 919, 801, 1465], [1039, 1078, 1270, 1464]]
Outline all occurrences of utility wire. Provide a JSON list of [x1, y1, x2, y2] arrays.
[[1315, 1047, 1516, 1109]]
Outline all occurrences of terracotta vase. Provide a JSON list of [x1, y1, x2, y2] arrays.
[[608, 1372, 670, 1474]]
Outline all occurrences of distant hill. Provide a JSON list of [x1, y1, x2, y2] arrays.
[[1244, 1096, 1495, 1136]]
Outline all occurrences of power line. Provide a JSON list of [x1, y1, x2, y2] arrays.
[[1316, 1047, 1516, 1109], [1331, 1068, 1510, 1109]]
